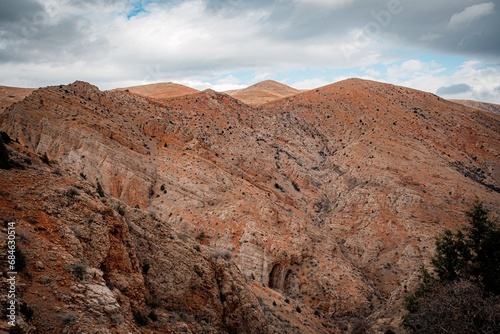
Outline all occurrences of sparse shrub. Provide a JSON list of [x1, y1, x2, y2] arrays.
[[194, 264, 203, 277], [40, 276, 51, 285], [148, 310, 158, 322], [0, 136, 11, 169], [95, 180, 105, 197], [20, 302, 34, 321], [295, 306, 301, 313], [41, 152, 50, 165], [404, 279, 500, 333], [79, 172, 87, 179], [67, 263, 87, 281], [146, 296, 161, 308], [61, 312, 77, 324], [66, 187, 79, 198], [105, 279, 114, 290], [142, 262, 150, 275], [133, 310, 149, 326], [15, 247, 26, 272], [211, 249, 232, 262], [52, 168, 62, 176], [115, 205, 126, 216]]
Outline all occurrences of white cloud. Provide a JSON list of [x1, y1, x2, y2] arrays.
[[293, 0, 355, 9], [448, 2, 495, 29], [378, 59, 500, 103], [291, 77, 331, 89], [400, 59, 425, 72], [0, 0, 499, 102]]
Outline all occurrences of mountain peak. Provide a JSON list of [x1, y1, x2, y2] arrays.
[[112, 82, 199, 100], [225, 80, 300, 106]]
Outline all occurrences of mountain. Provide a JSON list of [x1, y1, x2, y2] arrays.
[[0, 78, 499, 333], [0, 85, 35, 112], [112, 82, 199, 100], [225, 80, 300, 106], [450, 99, 500, 115]]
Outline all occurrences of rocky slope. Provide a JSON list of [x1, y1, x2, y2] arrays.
[[112, 82, 199, 100], [0, 141, 271, 333], [0, 78, 499, 333], [225, 80, 300, 106], [0, 86, 35, 113], [450, 99, 500, 115]]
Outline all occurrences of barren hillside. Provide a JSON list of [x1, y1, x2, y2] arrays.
[[0, 86, 35, 112], [225, 80, 300, 106], [112, 82, 199, 100], [450, 99, 500, 115], [0, 78, 499, 333]]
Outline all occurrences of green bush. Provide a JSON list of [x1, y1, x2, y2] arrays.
[[404, 202, 500, 333], [431, 202, 500, 294]]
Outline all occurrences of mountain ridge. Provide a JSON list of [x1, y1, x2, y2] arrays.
[[111, 82, 199, 100], [225, 79, 301, 106], [1, 77, 499, 333]]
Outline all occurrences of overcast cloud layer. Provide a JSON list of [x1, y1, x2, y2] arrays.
[[0, 0, 499, 102]]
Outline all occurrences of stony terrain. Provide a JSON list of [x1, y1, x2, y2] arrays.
[[0, 78, 499, 333], [450, 99, 500, 115]]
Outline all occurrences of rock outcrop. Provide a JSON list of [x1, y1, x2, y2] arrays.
[[0, 143, 268, 333]]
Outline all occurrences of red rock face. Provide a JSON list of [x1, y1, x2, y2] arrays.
[[0, 78, 499, 333]]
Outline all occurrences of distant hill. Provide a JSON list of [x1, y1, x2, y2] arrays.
[[112, 82, 199, 100], [225, 80, 300, 106], [450, 99, 500, 115], [0, 85, 35, 112]]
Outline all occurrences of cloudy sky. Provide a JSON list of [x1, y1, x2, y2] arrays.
[[1, 0, 499, 102]]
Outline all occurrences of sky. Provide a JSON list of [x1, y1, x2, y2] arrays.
[[0, 0, 499, 102]]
